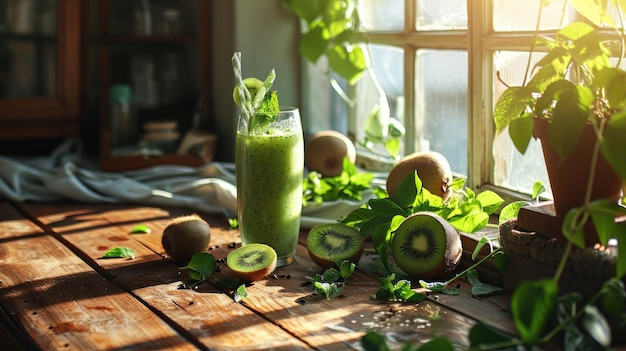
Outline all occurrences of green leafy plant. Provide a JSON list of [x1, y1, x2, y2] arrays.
[[341, 171, 504, 273], [303, 157, 375, 204], [373, 273, 427, 303], [493, 4, 626, 254], [310, 260, 356, 299], [284, 0, 405, 160]]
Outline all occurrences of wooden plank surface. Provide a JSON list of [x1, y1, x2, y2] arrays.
[[17, 203, 312, 351], [14, 202, 518, 350], [0, 202, 197, 350]]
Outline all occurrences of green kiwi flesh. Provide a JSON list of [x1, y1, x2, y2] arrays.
[[306, 223, 364, 269], [162, 214, 211, 263], [391, 212, 462, 280], [227, 243, 277, 281]]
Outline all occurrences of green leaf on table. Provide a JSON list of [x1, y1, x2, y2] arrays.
[[375, 274, 426, 302], [467, 269, 503, 296], [511, 278, 558, 344], [179, 252, 216, 282], [234, 284, 248, 303], [419, 280, 459, 295], [338, 260, 356, 279], [130, 224, 151, 234], [102, 246, 135, 259]]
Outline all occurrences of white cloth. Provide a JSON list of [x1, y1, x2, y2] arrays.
[[0, 139, 372, 228]]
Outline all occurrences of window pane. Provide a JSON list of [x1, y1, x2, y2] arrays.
[[416, 50, 467, 175], [358, 0, 404, 31], [354, 44, 404, 155], [493, 0, 576, 31], [492, 51, 551, 197], [416, 0, 467, 30]]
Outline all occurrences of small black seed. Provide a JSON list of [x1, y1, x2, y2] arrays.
[[189, 301, 194, 306], [178, 283, 187, 289], [286, 274, 291, 279], [215, 266, 222, 272], [271, 274, 278, 279], [456, 283, 461, 288], [228, 242, 236, 248], [297, 299, 306, 304]]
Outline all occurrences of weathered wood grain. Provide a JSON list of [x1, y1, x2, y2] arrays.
[[0, 202, 196, 350], [16, 202, 519, 350]]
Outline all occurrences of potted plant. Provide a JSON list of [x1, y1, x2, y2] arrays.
[[284, 0, 405, 162], [493, 4, 626, 248]]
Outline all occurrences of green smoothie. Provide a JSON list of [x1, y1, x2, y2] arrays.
[[236, 111, 304, 265]]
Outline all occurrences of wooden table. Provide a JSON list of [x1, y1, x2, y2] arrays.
[[0, 201, 515, 350]]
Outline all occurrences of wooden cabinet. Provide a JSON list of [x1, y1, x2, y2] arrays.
[[91, 0, 214, 171], [0, 0, 214, 169], [0, 1, 86, 149]]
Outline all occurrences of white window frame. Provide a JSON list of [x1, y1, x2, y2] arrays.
[[344, 0, 548, 202]]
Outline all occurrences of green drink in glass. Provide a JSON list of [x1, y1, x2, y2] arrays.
[[236, 107, 304, 266]]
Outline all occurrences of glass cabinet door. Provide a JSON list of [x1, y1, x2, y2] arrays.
[[0, 0, 82, 137]]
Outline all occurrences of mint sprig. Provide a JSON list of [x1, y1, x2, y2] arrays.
[[310, 260, 355, 299], [231, 52, 280, 132], [303, 158, 375, 204]]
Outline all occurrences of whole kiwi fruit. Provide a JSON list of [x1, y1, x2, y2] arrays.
[[306, 223, 364, 269], [391, 212, 462, 280], [227, 243, 277, 281], [304, 130, 356, 177], [161, 214, 211, 263], [386, 151, 453, 201]]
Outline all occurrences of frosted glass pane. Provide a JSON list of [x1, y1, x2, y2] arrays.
[[493, 0, 576, 31], [417, 0, 467, 30], [415, 50, 467, 175], [492, 51, 551, 197], [358, 0, 404, 31], [353, 45, 405, 155]]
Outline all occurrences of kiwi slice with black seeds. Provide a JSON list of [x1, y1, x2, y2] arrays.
[[391, 212, 462, 280], [306, 223, 364, 269], [162, 214, 211, 263], [227, 243, 277, 281]]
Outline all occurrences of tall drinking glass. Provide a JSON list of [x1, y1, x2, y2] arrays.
[[236, 107, 304, 266]]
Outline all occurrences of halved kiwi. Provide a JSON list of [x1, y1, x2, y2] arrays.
[[391, 212, 462, 280], [306, 223, 364, 269], [227, 243, 277, 281], [232, 77, 263, 106], [162, 214, 211, 263]]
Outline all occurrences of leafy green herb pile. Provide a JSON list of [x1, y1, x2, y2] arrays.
[[303, 157, 376, 204]]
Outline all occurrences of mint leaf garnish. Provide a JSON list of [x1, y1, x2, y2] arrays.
[[234, 284, 248, 302], [249, 91, 280, 133], [179, 252, 216, 282], [130, 225, 151, 234], [102, 246, 135, 259]]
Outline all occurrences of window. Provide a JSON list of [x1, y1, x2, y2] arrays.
[[301, 0, 599, 200]]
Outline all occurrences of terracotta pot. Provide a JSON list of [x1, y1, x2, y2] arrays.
[[533, 118, 622, 217]]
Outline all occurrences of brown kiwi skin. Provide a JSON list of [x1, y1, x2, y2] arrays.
[[391, 212, 462, 280], [386, 151, 453, 201], [306, 223, 364, 269], [161, 214, 211, 263], [227, 244, 277, 282]]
